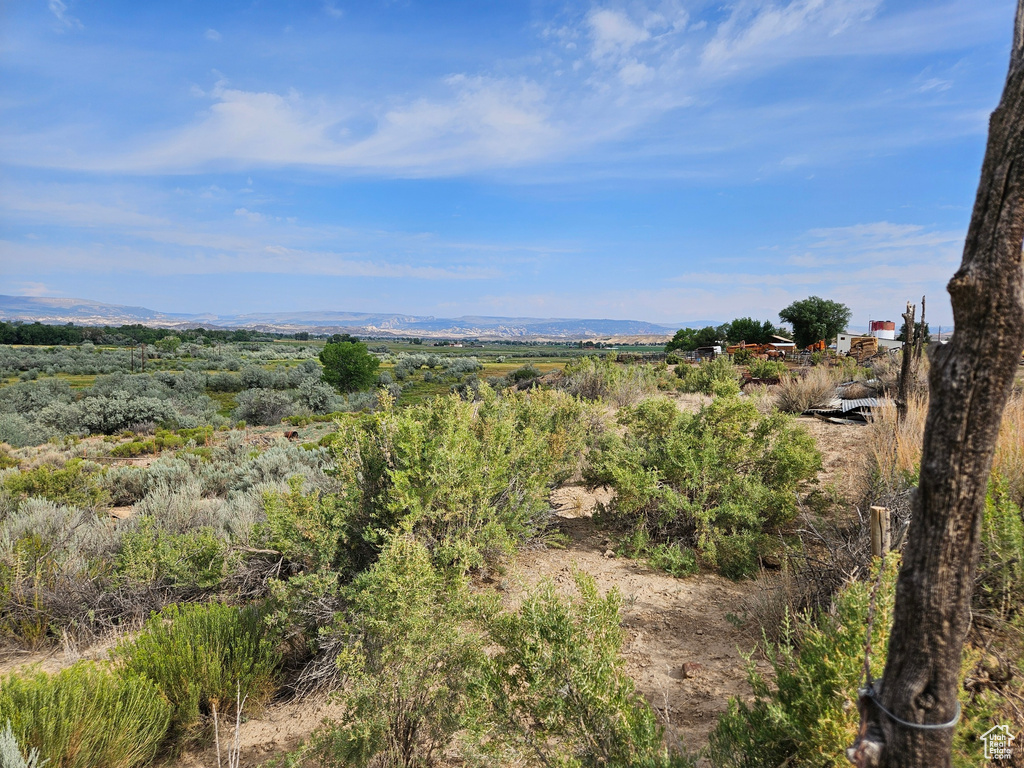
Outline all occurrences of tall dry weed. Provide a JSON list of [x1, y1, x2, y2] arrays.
[[865, 395, 927, 490], [994, 391, 1024, 506], [774, 366, 839, 414], [865, 389, 1024, 512], [869, 348, 929, 396]]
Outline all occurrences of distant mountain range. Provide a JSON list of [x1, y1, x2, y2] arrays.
[[0, 295, 703, 341]]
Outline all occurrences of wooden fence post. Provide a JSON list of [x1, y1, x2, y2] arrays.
[[870, 506, 890, 559]]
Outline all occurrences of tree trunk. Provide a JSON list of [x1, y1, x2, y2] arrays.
[[896, 302, 916, 425], [849, 3, 1024, 766]]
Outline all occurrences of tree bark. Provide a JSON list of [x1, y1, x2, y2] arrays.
[[896, 302, 916, 425], [849, 3, 1024, 766]]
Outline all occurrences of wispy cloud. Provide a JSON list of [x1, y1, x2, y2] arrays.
[[7, 0, 1002, 178], [667, 221, 963, 323], [13, 282, 56, 297], [204, 28, 222, 42], [47, 0, 82, 30], [0, 239, 501, 280], [0, 182, 561, 282], [701, 0, 881, 74]]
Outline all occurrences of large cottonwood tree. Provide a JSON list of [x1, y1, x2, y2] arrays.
[[848, 3, 1024, 766]]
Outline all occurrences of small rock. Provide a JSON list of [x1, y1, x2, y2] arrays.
[[603, 549, 615, 558], [681, 662, 703, 679], [695, 629, 704, 636]]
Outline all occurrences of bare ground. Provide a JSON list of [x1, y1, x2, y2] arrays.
[[796, 415, 871, 503], [511, 500, 765, 758]]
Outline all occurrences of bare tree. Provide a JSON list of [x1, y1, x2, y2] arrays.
[[848, 3, 1024, 766], [895, 296, 926, 426]]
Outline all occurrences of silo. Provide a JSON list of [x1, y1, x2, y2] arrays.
[[869, 320, 897, 340]]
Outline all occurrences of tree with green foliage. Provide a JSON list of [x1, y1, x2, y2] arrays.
[[721, 317, 783, 345], [897, 319, 930, 343], [319, 341, 380, 393], [154, 335, 181, 352], [778, 296, 852, 348], [665, 325, 722, 352], [328, 333, 359, 344]]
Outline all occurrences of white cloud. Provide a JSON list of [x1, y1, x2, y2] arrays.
[[666, 220, 963, 323], [918, 77, 952, 93], [0, 239, 501, 281], [804, 221, 964, 253], [89, 75, 561, 174], [702, 0, 882, 73], [0, 183, 567, 282], [205, 28, 222, 41], [618, 59, 655, 86], [2, 0, 1003, 180], [14, 282, 54, 297], [48, 0, 82, 30], [323, 2, 343, 19], [234, 207, 263, 223], [588, 9, 651, 61]]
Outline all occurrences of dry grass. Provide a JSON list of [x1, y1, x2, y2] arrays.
[[774, 366, 839, 414], [994, 391, 1024, 506], [865, 396, 928, 491], [869, 349, 929, 397], [865, 389, 1024, 509], [837, 381, 875, 400]]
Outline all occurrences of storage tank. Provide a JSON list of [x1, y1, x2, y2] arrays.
[[869, 320, 896, 340]]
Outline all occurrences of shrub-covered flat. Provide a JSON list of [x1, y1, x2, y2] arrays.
[[1, 340, 1021, 767]]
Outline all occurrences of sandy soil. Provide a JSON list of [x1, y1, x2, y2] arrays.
[[0, 628, 128, 677], [170, 697, 349, 768], [796, 415, 871, 503], [510, 499, 765, 757]]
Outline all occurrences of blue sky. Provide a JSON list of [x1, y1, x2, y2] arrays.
[[0, 0, 1016, 329]]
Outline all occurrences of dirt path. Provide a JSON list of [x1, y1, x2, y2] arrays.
[[797, 415, 870, 503], [514, 485, 766, 759]]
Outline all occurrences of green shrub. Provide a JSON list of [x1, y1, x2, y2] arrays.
[[3, 459, 107, 508], [586, 396, 820, 578], [475, 571, 688, 767], [647, 541, 699, 578], [117, 602, 282, 741], [616, 528, 698, 578], [675, 356, 739, 396], [732, 348, 754, 365], [260, 476, 366, 576], [747, 359, 788, 380], [309, 537, 485, 768], [0, 664, 171, 768], [341, 387, 594, 572], [0, 447, 18, 470], [976, 476, 1024, 618], [708, 557, 998, 768], [109, 439, 158, 457], [561, 355, 658, 405], [115, 519, 229, 589], [508, 364, 542, 382]]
